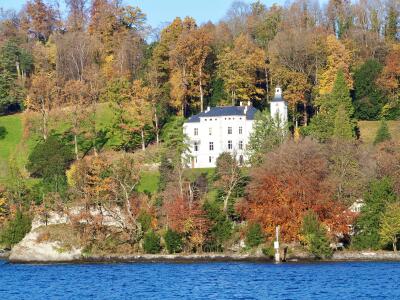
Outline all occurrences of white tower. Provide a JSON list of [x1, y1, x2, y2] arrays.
[[270, 86, 288, 127]]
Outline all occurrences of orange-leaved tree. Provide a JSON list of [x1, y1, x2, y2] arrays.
[[245, 138, 351, 242]]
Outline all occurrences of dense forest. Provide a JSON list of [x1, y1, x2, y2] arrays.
[[0, 0, 399, 258]]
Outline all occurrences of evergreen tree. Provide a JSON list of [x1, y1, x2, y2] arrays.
[[385, 5, 399, 42], [27, 135, 74, 193], [300, 211, 333, 259], [352, 178, 398, 250], [353, 59, 385, 120], [0, 210, 32, 248], [247, 109, 287, 166], [0, 39, 33, 114], [310, 69, 355, 141], [374, 119, 392, 145], [333, 105, 355, 140]]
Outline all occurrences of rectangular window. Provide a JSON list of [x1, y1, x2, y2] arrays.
[[209, 142, 214, 151], [239, 141, 243, 150], [194, 128, 198, 136], [209, 156, 212, 163], [228, 140, 232, 150], [209, 128, 212, 135], [239, 126, 243, 134], [228, 127, 232, 134], [194, 142, 199, 152]]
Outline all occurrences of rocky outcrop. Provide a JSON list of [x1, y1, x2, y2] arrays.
[[8, 228, 82, 263], [332, 250, 400, 261], [0, 249, 10, 259]]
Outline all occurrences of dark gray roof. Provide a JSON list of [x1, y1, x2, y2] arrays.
[[186, 106, 258, 123], [271, 94, 285, 103]]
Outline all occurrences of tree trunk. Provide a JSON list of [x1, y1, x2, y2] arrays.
[[154, 110, 160, 145], [394, 236, 397, 252], [74, 133, 79, 160], [141, 129, 146, 151], [199, 67, 204, 112], [265, 65, 269, 103], [16, 61, 21, 81], [303, 102, 308, 126], [41, 96, 47, 141], [223, 187, 234, 216]]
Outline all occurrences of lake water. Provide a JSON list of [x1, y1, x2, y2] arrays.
[[1, 259, 400, 299]]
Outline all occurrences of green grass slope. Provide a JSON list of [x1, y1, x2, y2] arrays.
[[0, 114, 23, 178], [358, 121, 400, 144]]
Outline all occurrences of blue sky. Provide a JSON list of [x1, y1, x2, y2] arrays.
[[0, 0, 284, 28]]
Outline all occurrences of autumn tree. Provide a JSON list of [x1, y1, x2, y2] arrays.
[[65, 0, 87, 31], [246, 139, 350, 242], [214, 152, 243, 216], [327, 0, 352, 39], [62, 80, 90, 160], [318, 35, 353, 95], [375, 141, 400, 195], [26, 72, 58, 140], [124, 80, 153, 151], [21, 0, 60, 42], [380, 202, 400, 251], [56, 32, 97, 81], [377, 45, 400, 119], [169, 25, 212, 113], [68, 152, 146, 243], [326, 140, 374, 205], [217, 34, 265, 105]]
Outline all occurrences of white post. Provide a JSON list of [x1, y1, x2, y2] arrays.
[[274, 225, 280, 263]]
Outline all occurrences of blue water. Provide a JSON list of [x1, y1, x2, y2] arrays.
[[1, 260, 400, 299]]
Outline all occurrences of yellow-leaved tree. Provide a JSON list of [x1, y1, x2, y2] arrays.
[[217, 34, 266, 105], [318, 35, 353, 96]]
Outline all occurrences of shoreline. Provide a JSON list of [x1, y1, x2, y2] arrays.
[[5, 251, 400, 264]]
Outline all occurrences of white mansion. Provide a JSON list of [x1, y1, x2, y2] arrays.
[[183, 87, 288, 168]]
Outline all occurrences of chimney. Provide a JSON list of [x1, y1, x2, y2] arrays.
[[206, 106, 210, 113], [244, 106, 248, 115]]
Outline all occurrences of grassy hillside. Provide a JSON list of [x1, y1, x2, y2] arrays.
[[358, 121, 400, 144], [0, 114, 23, 179]]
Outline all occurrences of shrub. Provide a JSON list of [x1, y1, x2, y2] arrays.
[[262, 245, 275, 259], [164, 228, 183, 254], [300, 211, 333, 259], [143, 230, 161, 254], [0, 210, 31, 248], [374, 119, 391, 145], [245, 223, 264, 248], [204, 201, 233, 251], [138, 211, 152, 233]]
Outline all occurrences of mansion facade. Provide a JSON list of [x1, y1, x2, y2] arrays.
[[183, 87, 288, 168]]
